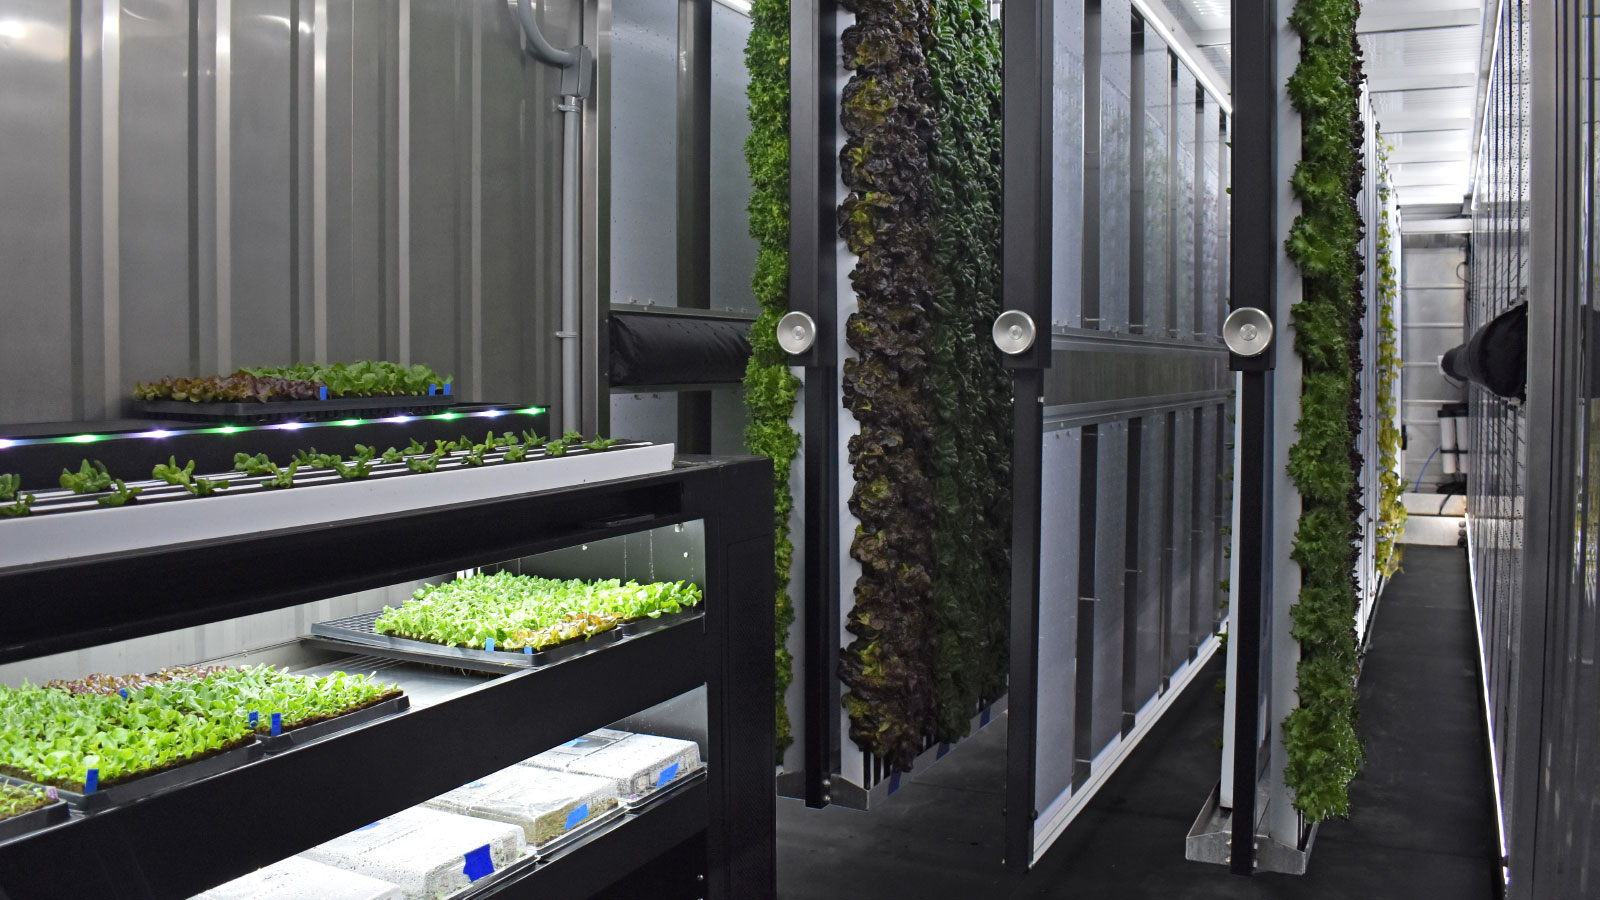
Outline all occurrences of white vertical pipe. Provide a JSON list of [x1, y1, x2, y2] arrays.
[[560, 98, 580, 433], [216, 1, 233, 373], [397, 0, 412, 367], [101, 0, 121, 409], [313, 0, 329, 363], [1440, 412, 1458, 476]]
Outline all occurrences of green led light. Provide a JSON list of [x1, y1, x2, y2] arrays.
[[70, 434, 102, 444], [520, 407, 546, 415], [434, 412, 460, 421], [337, 418, 362, 427], [217, 426, 242, 434]]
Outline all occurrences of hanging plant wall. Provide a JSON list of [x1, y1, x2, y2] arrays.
[[923, 0, 1011, 741], [836, 0, 941, 771], [1373, 137, 1406, 578], [1281, 0, 1369, 821], [743, 0, 802, 760]]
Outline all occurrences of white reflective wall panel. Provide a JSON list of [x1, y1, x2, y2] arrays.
[[1140, 37, 1171, 336], [1051, 0, 1086, 328], [1035, 426, 1083, 812], [1096, 0, 1132, 332]]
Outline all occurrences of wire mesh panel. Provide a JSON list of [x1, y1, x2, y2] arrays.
[[1168, 407, 1197, 663], [1078, 421, 1130, 769], [1128, 414, 1168, 713]]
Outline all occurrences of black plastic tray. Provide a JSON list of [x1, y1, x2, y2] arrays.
[[130, 393, 457, 423], [0, 798, 69, 844], [257, 694, 411, 753], [0, 740, 263, 812], [308, 611, 623, 670], [617, 607, 704, 638]]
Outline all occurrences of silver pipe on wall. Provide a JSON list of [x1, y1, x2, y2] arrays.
[[516, 0, 593, 433]]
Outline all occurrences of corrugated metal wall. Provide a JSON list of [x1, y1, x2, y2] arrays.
[[0, 0, 577, 426]]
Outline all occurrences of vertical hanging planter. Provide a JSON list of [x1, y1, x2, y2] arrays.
[[1281, 0, 1368, 822], [743, 0, 802, 759], [836, 0, 942, 771], [924, 0, 1011, 742], [1373, 137, 1406, 578]]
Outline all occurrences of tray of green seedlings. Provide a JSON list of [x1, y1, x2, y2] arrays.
[[0, 782, 68, 844], [309, 572, 701, 669], [0, 683, 259, 811], [134, 666, 407, 754]]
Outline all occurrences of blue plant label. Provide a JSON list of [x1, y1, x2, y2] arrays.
[[887, 772, 901, 796], [428, 384, 437, 396], [45, 787, 58, 801], [444, 383, 452, 396], [83, 769, 99, 795], [270, 713, 282, 736], [484, 638, 496, 652], [564, 803, 589, 830], [562, 738, 583, 748], [656, 763, 680, 788], [461, 845, 494, 882], [523, 646, 533, 655], [119, 688, 128, 699], [249, 711, 259, 727], [319, 386, 329, 400], [357, 822, 382, 831]]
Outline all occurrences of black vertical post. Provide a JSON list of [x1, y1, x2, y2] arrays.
[[677, 0, 713, 453], [1003, 0, 1054, 873], [1230, 0, 1277, 877], [792, 0, 840, 809]]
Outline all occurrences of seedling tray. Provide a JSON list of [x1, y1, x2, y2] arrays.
[[130, 393, 457, 423], [525, 800, 625, 858], [617, 607, 704, 638], [622, 766, 707, 814], [0, 798, 69, 844], [258, 694, 411, 753], [0, 740, 263, 812], [309, 611, 622, 670]]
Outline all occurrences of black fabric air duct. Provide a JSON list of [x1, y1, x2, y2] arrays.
[[1440, 302, 1527, 401], [608, 312, 753, 388]]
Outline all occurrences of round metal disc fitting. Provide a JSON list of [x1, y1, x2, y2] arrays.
[[1223, 307, 1274, 357], [776, 311, 818, 356], [992, 310, 1038, 355]]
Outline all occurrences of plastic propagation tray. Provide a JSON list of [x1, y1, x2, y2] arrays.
[[300, 806, 525, 900], [423, 765, 622, 857], [308, 611, 622, 670], [0, 797, 69, 845], [617, 606, 705, 638], [193, 855, 401, 900], [0, 739, 263, 812], [130, 393, 457, 424], [257, 694, 410, 754], [526, 733, 703, 807]]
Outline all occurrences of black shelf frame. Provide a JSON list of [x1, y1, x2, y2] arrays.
[[0, 456, 775, 900]]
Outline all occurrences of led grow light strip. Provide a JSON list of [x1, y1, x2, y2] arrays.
[[0, 407, 546, 450], [1463, 515, 1511, 887], [1132, 0, 1233, 116]]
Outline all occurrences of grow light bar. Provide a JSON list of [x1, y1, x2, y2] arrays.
[[0, 407, 547, 450]]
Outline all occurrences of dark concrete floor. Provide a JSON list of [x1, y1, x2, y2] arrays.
[[776, 545, 1500, 899]]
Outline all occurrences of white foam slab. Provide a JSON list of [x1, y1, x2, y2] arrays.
[[528, 733, 702, 801], [191, 856, 400, 900], [300, 806, 525, 900], [0, 443, 674, 570]]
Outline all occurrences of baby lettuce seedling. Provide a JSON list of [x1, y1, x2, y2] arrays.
[[0, 474, 20, 502], [233, 452, 276, 477], [60, 460, 113, 494], [380, 447, 404, 464], [152, 457, 229, 497], [332, 445, 378, 479], [463, 442, 490, 467], [98, 480, 143, 507], [562, 429, 585, 444], [405, 438, 428, 455], [406, 451, 442, 474], [521, 429, 543, 446], [543, 439, 569, 458], [0, 492, 34, 518], [503, 443, 528, 463], [263, 462, 300, 490], [582, 436, 621, 452]]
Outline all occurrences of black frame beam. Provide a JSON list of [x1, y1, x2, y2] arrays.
[[791, 0, 841, 809], [1228, 0, 1278, 877], [676, 0, 715, 453]]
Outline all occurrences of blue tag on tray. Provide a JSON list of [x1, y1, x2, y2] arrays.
[[523, 646, 533, 655], [270, 713, 282, 736], [887, 772, 901, 796], [484, 638, 496, 652], [564, 803, 590, 830], [249, 711, 259, 727], [319, 386, 329, 400], [462, 844, 494, 882], [656, 763, 680, 788], [428, 384, 437, 396], [357, 822, 382, 831], [444, 383, 452, 396], [83, 769, 99, 795], [562, 738, 583, 748], [119, 688, 127, 699]]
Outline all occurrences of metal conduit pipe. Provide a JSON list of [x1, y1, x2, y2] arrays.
[[516, 0, 594, 432]]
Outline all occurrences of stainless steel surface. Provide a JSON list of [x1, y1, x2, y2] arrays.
[[1050, 0, 1086, 329], [1222, 307, 1273, 356], [1173, 64, 1196, 338], [777, 311, 818, 355], [1095, 0, 1132, 332], [0, 0, 574, 426], [993, 310, 1039, 355], [708, 1, 757, 314], [1086, 421, 1129, 758], [1140, 29, 1171, 336], [1034, 427, 1083, 813]]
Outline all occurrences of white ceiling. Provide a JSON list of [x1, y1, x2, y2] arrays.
[[1159, 0, 1485, 212], [1358, 0, 1484, 210]]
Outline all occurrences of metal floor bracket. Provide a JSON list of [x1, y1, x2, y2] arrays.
[[1185, 782, 1319, 875]]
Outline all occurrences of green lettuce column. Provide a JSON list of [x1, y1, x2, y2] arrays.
[[1282, 0, 1368, 821], [743, 0, 802, 759]]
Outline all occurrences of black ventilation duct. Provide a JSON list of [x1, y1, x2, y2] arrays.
[[608, 311, 753, 389], [1440, 302, 1526, 401]]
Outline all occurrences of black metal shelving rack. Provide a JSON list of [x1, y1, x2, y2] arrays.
[[0, 456, 775, 900]]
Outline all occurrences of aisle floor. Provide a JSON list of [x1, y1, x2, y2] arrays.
[[776, 545, 1500, 898]]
